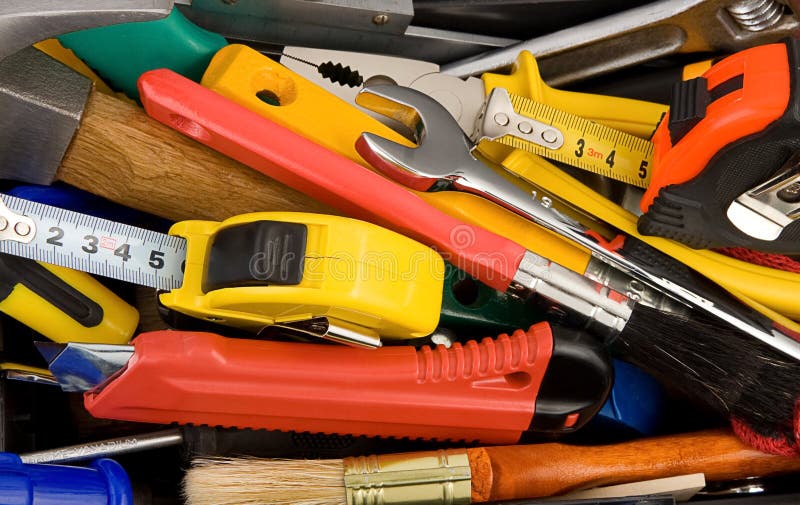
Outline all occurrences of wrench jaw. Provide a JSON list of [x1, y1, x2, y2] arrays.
[[355, 133, 443, 192], [355, 84, 488, 193]]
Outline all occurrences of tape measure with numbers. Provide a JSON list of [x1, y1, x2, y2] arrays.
[[473, 88, 655, 188], [0, 193, 186, 291], [0, 193, 447, 347]]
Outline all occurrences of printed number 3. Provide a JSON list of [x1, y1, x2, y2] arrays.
[[575, 138, 585, 158]]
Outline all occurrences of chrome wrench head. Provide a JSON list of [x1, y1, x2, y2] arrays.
[[355, 84, 485, 192]]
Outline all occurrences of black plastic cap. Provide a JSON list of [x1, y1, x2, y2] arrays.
[[203, 221, 307, 293], [668, 77, 710, 145], [528, 326, 613, 433]]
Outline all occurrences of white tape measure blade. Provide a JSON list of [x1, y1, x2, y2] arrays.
[[0, 194, 187, 291]]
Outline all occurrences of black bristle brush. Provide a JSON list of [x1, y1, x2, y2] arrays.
[[604, 239, 800, 454]]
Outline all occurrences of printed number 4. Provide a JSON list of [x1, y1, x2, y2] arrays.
[[114, 244, 131, 262]]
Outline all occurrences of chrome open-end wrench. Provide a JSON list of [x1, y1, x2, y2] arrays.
[[0, 1, 175, 62], [442, 0, 800, 85], [354, 84, 800, 361]]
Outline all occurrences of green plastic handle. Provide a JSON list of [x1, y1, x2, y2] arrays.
[[439, 263, 544, 338], [58, 9, 227, 100]]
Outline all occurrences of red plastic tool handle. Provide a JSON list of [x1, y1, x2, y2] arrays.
[[138, 69, 525, 292], [84, 325, 553, 443]]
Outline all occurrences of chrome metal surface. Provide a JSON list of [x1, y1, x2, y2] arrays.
[[267, 317, 383, 348], [20, 429, 184, 464], [0, 47, 92, 185], [37, 341, 134, 392], [2, 368, 59, 387], [0, 197, 36, 245], [282, 46, 486, 134], [181, 0, 517, 63], [355, 84, 800, 362], [0, 0, 173, 61], [473, 88, 565, 150], [511, 251, 632, 340], [441, 0, 799, 85], [727, 153, 800, 241]]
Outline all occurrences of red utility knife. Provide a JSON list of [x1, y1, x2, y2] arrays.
[[38, 324, 611, 443]]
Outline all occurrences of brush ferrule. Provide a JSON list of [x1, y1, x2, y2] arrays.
[[343, 449, 471, 505], [584, 258, 688, 316], [510, 251, 632, 340]]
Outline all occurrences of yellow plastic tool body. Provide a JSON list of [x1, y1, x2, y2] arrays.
[[483, 91, 655, 188], [0, 362, 50, 374], [34, 40, 116, 95], [478, 53, 800, 322], [201, 44, 590, 276], [0, 263, 138, 344], [160, 212, 445, 340]]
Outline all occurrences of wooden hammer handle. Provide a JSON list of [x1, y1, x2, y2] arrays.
[[57, 90, 336, 222], [467, 430, 800, 502]]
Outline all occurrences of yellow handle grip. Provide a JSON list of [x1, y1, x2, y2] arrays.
[[0, 259, 138, 344]]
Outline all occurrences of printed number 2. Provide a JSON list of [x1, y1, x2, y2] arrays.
[[46, 227, 64, 247], [575, 138, 585, 158]]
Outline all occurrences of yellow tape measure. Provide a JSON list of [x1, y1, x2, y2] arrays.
[[475, 88, 655, 188]]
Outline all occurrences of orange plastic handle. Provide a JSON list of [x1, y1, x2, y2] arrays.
[[643, 43, 790, 210], [85, 328, 554, 443]]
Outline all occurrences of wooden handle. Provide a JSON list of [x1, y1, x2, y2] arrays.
[[57, 91, 336, 221], [467, 430, 800, 502]]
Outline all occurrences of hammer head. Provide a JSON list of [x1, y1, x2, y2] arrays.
[[354, 84, 481, 192], [0, 1, 173, 62], [0, 47, 91, 185]]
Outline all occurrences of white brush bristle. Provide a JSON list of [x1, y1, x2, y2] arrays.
[[183, 457, 347, 505]]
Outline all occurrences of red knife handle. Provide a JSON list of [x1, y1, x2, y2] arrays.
[[83, 323, 609, 443], [138, 69, 525, 292]]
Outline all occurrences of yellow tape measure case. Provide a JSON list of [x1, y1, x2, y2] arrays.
[[160, 212, 445, 342]]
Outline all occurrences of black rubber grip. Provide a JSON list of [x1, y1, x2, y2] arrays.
[[0, 254, 103, 327]]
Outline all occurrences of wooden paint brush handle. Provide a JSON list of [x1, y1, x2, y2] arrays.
[[57, 90, 336, 221], [467, 430, 800, 502]]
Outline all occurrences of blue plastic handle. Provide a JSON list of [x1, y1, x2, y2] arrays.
[[0, 453, 132, 505]]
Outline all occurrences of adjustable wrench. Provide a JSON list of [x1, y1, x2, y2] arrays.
[[0, 1, 174, 62], [354, 84, 800, 361], [442, 0, 800, 85]]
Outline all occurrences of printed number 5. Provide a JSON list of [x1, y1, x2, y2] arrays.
[[149, 250, 165, 269]]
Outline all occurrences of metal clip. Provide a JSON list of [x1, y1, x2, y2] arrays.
[[472, 87, 564, 150], [510, 251, 633, 341], [0, 196, 35, 244], [727, 153, 800, 241], [264, 317, 383, 349]]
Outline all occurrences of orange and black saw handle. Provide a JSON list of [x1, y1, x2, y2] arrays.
[[83, 324, 611, 444], [640, 38, 800, 254]]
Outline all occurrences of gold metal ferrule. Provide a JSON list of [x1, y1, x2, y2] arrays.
[[344, 449, 471, 505]]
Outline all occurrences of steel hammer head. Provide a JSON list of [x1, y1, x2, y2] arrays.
[[354, 84, 482, 192], [0, 47, 92, 185], [0, 1, 173, 62]]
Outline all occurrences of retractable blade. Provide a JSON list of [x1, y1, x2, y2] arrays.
[[0, 193, 186, 291]]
